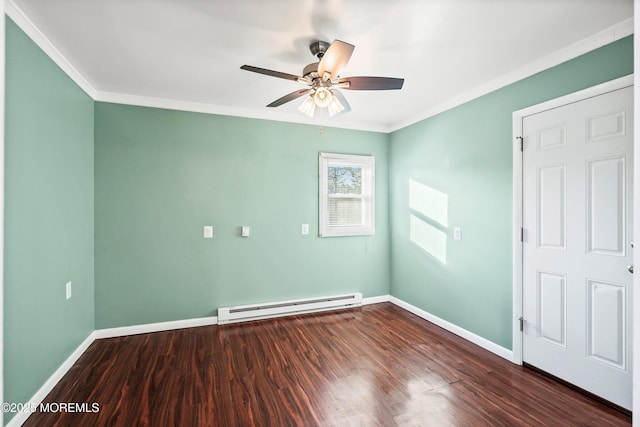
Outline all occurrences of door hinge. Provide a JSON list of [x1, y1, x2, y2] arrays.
[[520, 227, 524, 242], [519, 317, 524, 331], [517, 136, 523, 152]]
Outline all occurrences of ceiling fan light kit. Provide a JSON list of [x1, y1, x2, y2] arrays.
[[241, 39, 404, 118], [298, 95, 316, 117], [313, 87, 332, 107], [327, 93, 345, 116]]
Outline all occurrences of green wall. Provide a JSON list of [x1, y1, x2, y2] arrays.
[[389, 36, 634, 349], [4, 18, 95, 422], [94, 104, 390, 328], [3, 10, 634, 421]]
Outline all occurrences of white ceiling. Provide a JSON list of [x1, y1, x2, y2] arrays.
[[10, 0, 634, 132]]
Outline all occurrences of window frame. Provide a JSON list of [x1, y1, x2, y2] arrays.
[[319, 152, 375, 237]]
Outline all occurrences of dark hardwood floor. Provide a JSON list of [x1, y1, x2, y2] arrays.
[[24, 303, 630, 426]]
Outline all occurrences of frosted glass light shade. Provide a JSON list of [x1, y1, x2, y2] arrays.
[[327, 95, 345, 116], [298, 95, 316, 117], [313, 87, 333, 108]]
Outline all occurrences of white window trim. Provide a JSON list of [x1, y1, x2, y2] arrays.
[[319, 152, 375, 237]]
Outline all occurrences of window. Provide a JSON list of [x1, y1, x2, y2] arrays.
[[319, 152, 375, 237]]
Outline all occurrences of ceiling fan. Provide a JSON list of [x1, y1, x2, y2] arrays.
[[240, 40, 404, 117]]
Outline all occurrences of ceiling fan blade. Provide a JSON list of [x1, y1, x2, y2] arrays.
[[339, 76, 404, 90], [241, 65, 300, 81], [267, 89, 313, 107], [318, 40, 355, 80], [331, 90, 351, 114]]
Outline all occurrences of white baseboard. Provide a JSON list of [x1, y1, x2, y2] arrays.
[[8, 295, 513, 426], [93, 316, 218, 339], [389, 296, 514, 362], [7, 316, 219, 426], [362, 294, 390, 305], [6, 332, 97, 427]]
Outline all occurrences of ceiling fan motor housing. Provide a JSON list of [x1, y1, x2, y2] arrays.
[[302, 63, 319, 78]]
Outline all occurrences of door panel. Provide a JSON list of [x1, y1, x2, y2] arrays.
[[537, 271, 567, 347], [586, 279, 626, 369], [522, 86, 633, 410], [587, 109, 626, 142], [537, 164, 566, 249], [586, 157, 626, 255]]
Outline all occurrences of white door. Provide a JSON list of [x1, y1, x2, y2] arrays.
[[522, 86, 633, 410]]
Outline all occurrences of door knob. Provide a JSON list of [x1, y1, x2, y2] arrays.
[[628, 265, 634, 274]]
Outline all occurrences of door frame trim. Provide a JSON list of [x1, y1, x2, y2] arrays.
[[511, 74, 634, 365]]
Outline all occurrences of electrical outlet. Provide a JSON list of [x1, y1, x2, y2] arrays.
[[204, 226, 213, 238], [301, 224, 309, 235], [241, 226, 250, 237], [66, 281, 72, 300], [454, 227, 462, 241]]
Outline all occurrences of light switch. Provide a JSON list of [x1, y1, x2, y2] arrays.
[[301, 224, 309, 235], [204, 226, 213, 239], [454, 227, 462, 241], [241, 226, 250, 237], [66, 281, 72, 300]]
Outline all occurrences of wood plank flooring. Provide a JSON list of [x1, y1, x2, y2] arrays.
[[24, 303, 630, 426]]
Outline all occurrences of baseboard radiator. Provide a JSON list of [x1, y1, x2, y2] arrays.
[[217, 292, 363, 325]]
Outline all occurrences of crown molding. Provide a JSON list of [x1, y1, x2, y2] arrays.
[[389, 17, 634, 133], [94, 91, 391, 133], [3, 0, 389, 134], [5, 0, 97, 99], [5, 0, 632, 135], [5, 0, 388, 134]]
